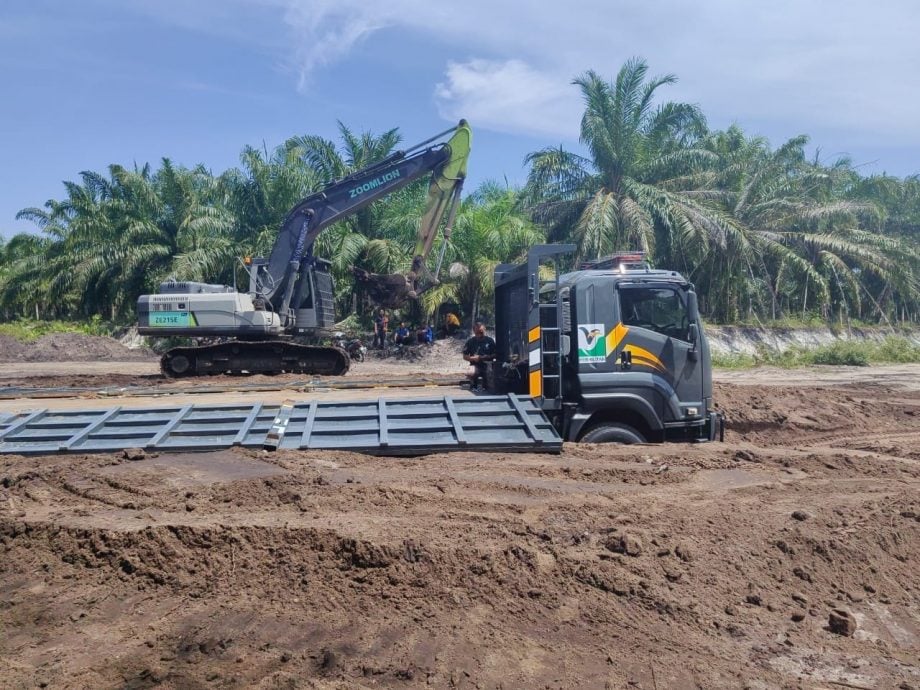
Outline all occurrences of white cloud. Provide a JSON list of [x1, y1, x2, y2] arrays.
[[280, 1, 392, 87], [434, 60, 580, 140], [108, 0, 920, 152]]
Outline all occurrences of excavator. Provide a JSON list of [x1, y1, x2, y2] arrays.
[[137, 120, 472, 377]]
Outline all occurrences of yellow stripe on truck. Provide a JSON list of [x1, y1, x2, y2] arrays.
[[529, 370, 542, 398], [605, 322, 629, 355], [528, 326, 541, 343], [624, 344, 668, 373]]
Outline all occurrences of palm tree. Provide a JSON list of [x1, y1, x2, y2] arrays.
[[0, 233, 59, 319], [12, 162, 236, 321], [689, 129, 834, 320], [220, 140, 322, 260], [74, 162, 236, 318], [846, 174, 920, 322], [698, 129, 917, 322], [421, 182, 544, 323], [13, 174, 111, 318], [524, 57, 734, 266]]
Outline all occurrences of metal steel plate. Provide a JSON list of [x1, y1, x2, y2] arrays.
[[0, 395, 562, 456]]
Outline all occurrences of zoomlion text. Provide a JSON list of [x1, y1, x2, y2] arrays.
[[349, 170, 401, 198]]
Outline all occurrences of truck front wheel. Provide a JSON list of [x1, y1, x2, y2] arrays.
[[580, 422, 645, 444]]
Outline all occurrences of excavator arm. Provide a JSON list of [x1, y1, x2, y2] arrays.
[[259, 120, 472, 316], [410, 120, 471, 282]]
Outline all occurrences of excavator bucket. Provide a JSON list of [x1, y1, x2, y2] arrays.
[[353, 268, 417, 309]]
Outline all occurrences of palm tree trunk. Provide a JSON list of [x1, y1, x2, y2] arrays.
[[802, 277, 808, 321]]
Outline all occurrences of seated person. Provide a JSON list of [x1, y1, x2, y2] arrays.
[[394, 322, 411, 345], [462, 321, 496, 390], [416, 323, 434, 345]]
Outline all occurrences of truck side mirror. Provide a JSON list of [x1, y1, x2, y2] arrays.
[[688, 322, 699, 360], [686, 291, 700, 321]]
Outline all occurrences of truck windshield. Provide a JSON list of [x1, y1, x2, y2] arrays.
[[619, 286, 690, 341]]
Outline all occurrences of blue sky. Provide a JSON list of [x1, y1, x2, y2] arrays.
[[2, 0, 920, 237]]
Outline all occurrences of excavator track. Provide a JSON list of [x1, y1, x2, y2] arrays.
[[160, 341, 350, 378]]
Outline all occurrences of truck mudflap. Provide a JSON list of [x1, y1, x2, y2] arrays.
[[0, 395, 562, 457], [709, 411, 725, 442]]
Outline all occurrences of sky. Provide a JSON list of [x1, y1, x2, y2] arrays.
[[2, 0, 920, 237]]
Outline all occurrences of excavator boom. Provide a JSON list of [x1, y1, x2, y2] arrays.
[[262, 120, 471, 315]]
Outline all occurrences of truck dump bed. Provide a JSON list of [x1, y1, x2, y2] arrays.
[[0, 395, 562, 457]]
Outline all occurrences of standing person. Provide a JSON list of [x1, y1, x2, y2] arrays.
[[462, 321, 496, 391], [373, 308, 389, 349]]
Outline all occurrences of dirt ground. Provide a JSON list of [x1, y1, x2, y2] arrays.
[[1, 337, 918, 689]]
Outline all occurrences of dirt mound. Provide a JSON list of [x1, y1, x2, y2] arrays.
[[0, 334, 29, 361], [715, 381, 919, 444], [0, 333, 155, 363], [358, 336, 467, 377]]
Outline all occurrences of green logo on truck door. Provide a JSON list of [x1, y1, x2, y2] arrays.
[[577, 323, 606, 363], [150, 311, 191, 327]]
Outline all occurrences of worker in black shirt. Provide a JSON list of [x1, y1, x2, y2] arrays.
[[462, 322, 496, 391], [372, 308, 388, 350]]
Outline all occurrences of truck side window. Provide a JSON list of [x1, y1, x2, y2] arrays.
[[619, 287, 690, 341]]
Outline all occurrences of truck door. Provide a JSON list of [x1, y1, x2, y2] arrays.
[[615, 284, 703, 421]]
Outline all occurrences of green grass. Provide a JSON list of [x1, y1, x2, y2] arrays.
[[0, 316, 111, 341], [710, 352, 758, 369], [712, 336, 920, 369]]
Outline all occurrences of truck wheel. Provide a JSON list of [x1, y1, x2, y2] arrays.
[[580, 422, 645, 444]]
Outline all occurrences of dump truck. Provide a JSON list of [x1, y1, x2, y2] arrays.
[[490, 244, 721, 444]]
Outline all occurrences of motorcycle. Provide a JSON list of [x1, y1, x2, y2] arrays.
[[332, 332, 367, 362]]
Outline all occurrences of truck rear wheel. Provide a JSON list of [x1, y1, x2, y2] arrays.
[[580, 422, 645, 444]]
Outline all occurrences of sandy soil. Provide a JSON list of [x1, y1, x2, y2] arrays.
[[0, 337, 467, 386], [1, 337, 919, 688]]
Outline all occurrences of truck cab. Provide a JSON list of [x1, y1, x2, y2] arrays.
[[493, 245, 722, 443]]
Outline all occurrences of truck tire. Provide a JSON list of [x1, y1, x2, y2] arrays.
[[580, 422, 645, 444]]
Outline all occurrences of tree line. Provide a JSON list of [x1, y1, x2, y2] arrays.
[[1, 58, 918, 327]]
